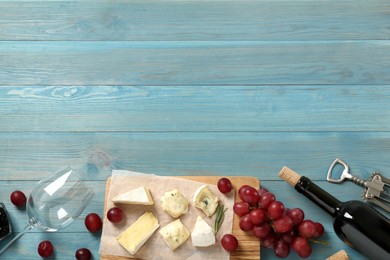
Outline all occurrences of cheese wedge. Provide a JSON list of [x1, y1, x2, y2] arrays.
[[193, 185, 219, 217], [112, 186, 154, 205], [117, 212, 159, 255], [191, 216, 216, 247], [159, 219, 190, 250], [160, 189, 189, 218]]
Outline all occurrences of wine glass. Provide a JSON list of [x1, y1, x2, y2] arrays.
[[0, 167, 94, 255]]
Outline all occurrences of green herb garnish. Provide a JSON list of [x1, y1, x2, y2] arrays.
[[214, 203, 227, 235]]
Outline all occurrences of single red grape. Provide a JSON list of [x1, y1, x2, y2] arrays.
[[85, 213, 102, 232], [242, 187, 260, 206], [107, 207, 123, 223], [249, 208, 266, 225], [288, 208, 305, 226], [259, 192, 275, 209], [233, 201, 250, 217], [221, 234, 238, 252], [10, 190, 27, 207], [217, 177, 233, 194], [238, 185, 252, 201], [313, 222, 325, 238], [239, 213, 254, 231], [292, 236, 312, 258], [298, 220, 317, 238], [274, 239, 290, 258], [38, 240, 54, 258], [267, 201, 285, 220], [75, 248, 92, 260], [253, 222, 271, 239], [272, 215, 294, 233]]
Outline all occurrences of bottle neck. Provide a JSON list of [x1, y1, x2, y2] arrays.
[[295, 176, 341, 217]]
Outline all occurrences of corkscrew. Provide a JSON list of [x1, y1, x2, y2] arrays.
[[327, 158, 390, 213]]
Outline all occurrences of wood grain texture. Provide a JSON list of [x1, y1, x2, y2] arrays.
[[0, 179, 365, 233], [0, 132, 389, 182], [0, 1, 389, 41], [1, 85, 390, 132], [0, 178, 368, 259], [0, 41, 389, 85], [0, 0, 386, 259], [101, 176, 260, 260]]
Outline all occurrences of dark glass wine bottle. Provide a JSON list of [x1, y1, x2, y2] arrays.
[[279, 167, 390, 259]]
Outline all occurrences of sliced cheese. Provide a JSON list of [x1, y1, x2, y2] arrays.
[[193, 185, 219, 217], [117, 212, 159, 255], [160, 189, 189, 218], [112, 186, 154, 205], [159, 219, 190, 250], [191, 216, 216, 247]]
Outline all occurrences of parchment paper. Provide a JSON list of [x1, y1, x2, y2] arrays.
[[100, 170, 235, 260]]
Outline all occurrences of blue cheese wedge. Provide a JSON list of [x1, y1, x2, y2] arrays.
[[117, 212, 159, 255], [160, 189, 189, 218], [191, 216, 216, 247], [112, 186, 154, 205], [193, 185, 219, 217], [159, 219, 190, 250]]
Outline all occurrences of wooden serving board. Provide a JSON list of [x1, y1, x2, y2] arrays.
[[101, 176, 261, 260]]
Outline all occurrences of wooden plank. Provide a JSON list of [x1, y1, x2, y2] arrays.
[[0, 180, 107, 233], [0, 216, 367, 260], [101, 176, 260, 260], [0, 179, 366, 234], [0, 227, 366, 259], [1, 85, 390, 132], [0, 179, 367, 259], [0, 232, 101, 260], [0, 1, 387, 259], [0, 132, 389, 182], [0, 41, 389, 85], [0, 175, 369, 234], [0, 1, 389, 41]]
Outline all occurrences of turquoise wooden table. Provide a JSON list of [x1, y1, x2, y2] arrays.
[[0, 1, 389, 259]]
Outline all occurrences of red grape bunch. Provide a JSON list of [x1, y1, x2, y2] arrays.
[[233, 185, 325, 258]]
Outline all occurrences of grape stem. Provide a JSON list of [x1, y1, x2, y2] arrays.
[[309, 238, 329, 245]]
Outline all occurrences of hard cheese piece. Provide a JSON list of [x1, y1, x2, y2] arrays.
[[159, 219, 190, 250], [112, 186, 154, 205], [191, 216, 215, 247], [193, 185, 219, 217], [160, 189, 189, 218], [117, 212, 159, 255]]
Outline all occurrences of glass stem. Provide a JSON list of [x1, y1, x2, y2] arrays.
[[0, 223, 33, 255]]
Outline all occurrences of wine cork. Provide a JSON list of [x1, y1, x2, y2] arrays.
[[326, 250, 349, 260], [278, 166, 301, 186]]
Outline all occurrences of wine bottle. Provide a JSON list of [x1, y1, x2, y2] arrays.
[[279, 166, 390, 259]]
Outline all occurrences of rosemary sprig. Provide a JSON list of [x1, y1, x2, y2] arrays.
[[214, 203, 227, 235]]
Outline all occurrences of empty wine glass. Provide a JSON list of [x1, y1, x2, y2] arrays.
[[0, 167, 94, 255]]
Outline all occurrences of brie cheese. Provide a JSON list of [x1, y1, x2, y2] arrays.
[[193, 185, 219, 217], [191, 216, 216, 247], [117, 212, 159, 255], [159, 219, 190, 250], [160, 189, 189, 218], [112, 186, 154, 205]]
